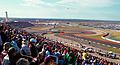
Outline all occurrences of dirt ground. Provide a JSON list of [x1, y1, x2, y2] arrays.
[[24, 26, 120, 41]]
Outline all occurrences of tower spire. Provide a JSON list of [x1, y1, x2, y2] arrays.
[[5, 11, 9, 22]]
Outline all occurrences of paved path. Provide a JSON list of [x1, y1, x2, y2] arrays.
[[44, 34, 120, 64]]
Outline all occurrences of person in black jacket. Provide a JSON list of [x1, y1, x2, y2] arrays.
[[0, 24, 9, 53]]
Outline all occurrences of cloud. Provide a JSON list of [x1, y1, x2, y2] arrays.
[[22, 0, 58, 6], [22, 0, 73, 7], [80, 0, 113, 7], [58, 0, 114, 8], [22, 0, 40, 6], [19, 0, 120, 20]]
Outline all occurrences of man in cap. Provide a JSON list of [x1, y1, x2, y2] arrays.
[[29, 38, 38, 58]]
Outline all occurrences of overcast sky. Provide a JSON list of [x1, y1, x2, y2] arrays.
[[0, 0, 120, 20]]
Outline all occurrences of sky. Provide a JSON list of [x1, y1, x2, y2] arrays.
[[0, 0, 120, 20]]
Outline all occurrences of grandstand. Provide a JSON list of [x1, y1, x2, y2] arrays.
[[6, 22, 34, 28]]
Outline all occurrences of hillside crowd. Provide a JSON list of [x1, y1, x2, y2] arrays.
[[0, 23, 119, 65]]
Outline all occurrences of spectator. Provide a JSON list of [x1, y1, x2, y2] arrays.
[[2, 42, 11, 55], [20, 40, 31, 56], [2, 47, 17, 65], [82, 51, 88, 60], [44, 55, 57, 65], [0, 25, 8, 53], [29, 38, 38, 58], [10, 39, 20, 53], [16, 58, 29, 65]]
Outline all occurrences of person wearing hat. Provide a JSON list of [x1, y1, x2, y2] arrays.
[[29, 38, 38, 58], [30, 38, 37, 44]]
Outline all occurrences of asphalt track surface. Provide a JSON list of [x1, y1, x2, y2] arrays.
[[56, 33, 120, 49]]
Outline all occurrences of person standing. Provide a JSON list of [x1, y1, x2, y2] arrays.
[[0, 25, 8, 53]]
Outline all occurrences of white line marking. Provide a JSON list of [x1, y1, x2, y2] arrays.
[[102, 44, 105, 46], [113, 47, 117, 48], [107, 45, 111, 47]]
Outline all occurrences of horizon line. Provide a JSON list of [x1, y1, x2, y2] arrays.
[[0, 16, 120, 22]]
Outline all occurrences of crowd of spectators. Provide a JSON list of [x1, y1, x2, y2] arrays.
[[0, 23, 119, 65]]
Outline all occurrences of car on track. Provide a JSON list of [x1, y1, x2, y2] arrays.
[[87, 48, 94, 53], [107, 51, 116, 59]]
